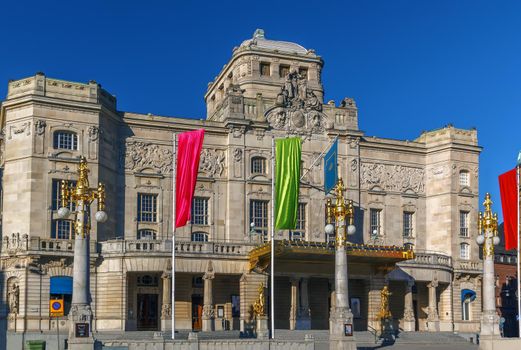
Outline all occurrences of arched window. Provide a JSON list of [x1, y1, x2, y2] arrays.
[[459, 170, 470, 186], [251, 157, 266, 175], [461, 289, 476, 321], [460, 243, 470, 260], [53, 131, 78, 150], [137, 229, 156, 240], [191, 232, 208, 242]]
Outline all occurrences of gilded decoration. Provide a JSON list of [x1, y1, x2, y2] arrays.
[[361, 162, 425, 194], [123, 141, 173, 174], [253, 283, 266, 317], [265, 70, 331, 134]]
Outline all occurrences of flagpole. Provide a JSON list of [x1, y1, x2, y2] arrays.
[[172, 132, 177, 340], [271, 136, 275, 339], [517, 163, 520, 338]]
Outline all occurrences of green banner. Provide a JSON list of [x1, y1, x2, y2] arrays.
[[275, 137, 301, 230]]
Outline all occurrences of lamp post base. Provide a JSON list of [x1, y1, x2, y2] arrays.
[[329, 308, 356, 350], [256, 315, 269, 340], [67, 336, 95, 350]]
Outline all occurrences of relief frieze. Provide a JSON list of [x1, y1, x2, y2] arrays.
[[360, 162, 425, 194], [123, 141, 173, 174]]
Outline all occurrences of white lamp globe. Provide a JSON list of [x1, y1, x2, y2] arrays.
[[57, 207, 70, 219], [250, 222, 255, 229], [372, 229, 378, 236], [95, 210, 108, 223], [475, 234, 485, 245], [325, 224, 335, 235], [493, 236, 500, 246], [347, 224, 356, 235]]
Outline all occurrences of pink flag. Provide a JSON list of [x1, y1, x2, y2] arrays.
[[175, 129, 204, 228]]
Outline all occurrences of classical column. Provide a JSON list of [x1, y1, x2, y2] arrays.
[[289, 278, 299, 330], [161, 272, 172, 331], [297, 277, 311, 330], [402, 280, 415, 332], [202, 262, 215, 332], [426, 280, 440, 332]]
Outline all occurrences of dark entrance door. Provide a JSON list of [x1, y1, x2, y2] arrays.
[[137, 293, 159, 330], [192, 294, 203, 331], [413, 300, 419, 331]]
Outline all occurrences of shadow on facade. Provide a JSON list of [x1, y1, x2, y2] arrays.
[[499, 277, 519, 338]]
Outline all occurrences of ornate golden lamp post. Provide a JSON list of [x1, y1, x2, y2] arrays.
[[475, 193, 500, 338], [57, 156, 107, 349], [325, 178, 357, 350]]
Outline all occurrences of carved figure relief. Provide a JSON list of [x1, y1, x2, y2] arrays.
[[8, 121, 31, 139], [199, 149, 226, 177], [265, 70, 331, 134], [360, 162, 425, 194], [124, 141, 173, 174], [88, 126, 99, 141], [233, 148, 243, 162], [35, 120, 47, 136], [7, 280, 19, 314], [3, 233, 29, 254]]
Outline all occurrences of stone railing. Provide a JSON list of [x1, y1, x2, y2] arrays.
[[400, 250, 452, 269], [100, 239, 257, 256], [453, 260, 482, 272], [1, 237, 97, 256]]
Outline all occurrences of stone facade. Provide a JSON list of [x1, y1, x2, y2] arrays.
[[0, 29, 483, 345]]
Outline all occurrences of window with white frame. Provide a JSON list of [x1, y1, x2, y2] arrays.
[[138, 193, 157, 222], [53, 131, 78, 150], [251, 157, 267, 175], [191, 232, 208, 242], [370, 209, 382, 236], [52, 179, 77, 211], [137, 229, 156, 240], [51, 220, 73, 239], [462, 294, 472, 320], [191, 197, 209, 225], [290, 203, 306, 241], [460, 211, 470, 237], [250, 200, 269, 241], [459, 171, 470, 186], [460, 243, 470, 260], [403, 211, 414, 237]]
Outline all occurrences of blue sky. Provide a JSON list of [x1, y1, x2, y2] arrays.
[[1, 1, 519, 218]]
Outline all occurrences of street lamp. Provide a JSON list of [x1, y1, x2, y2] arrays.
[[58, 156, 107, 350], [476, 193, 500, 338], [326, 178, 357, 350]]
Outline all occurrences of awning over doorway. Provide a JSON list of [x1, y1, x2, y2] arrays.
[[50, 276, 73, 295], [248, 240, 414, 272], [461, 289, 476, 302]]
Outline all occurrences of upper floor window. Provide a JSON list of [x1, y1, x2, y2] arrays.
[[191, 232, 208, 242], [459, 171, 470, 186], [279, 65, 290, 78], [137, 229, 156, 240], [260, 62, 271, 76], [290, 203, 306, 241], [403, 212, 414, 237], [299, 67, 308, 80], [138, 193, 157, 222], [53, 131, 78, 150], [51, 220, 73, 240], [52, 179, 77, 211], [460, 211, 470, 237], [370, 209, 382, 236], [460, 243, 470, 260], [191, 197, 209, 225], [251, 157, 267, 175], [250, 200, 269, 241]]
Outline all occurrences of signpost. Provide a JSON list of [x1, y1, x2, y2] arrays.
[[50, 299, 64, 350]]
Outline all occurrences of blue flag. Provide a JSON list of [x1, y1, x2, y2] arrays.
[[324, 139, 338, 193]]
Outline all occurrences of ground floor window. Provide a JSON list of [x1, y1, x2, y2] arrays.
[[461, 289, 476, 321]]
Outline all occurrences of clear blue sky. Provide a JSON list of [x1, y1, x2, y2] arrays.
[[1, 1, 519, 218]]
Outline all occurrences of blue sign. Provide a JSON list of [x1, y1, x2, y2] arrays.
[[324, 139, 338, 193]]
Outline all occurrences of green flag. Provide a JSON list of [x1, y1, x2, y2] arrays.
[[275, 137, 301, 229]]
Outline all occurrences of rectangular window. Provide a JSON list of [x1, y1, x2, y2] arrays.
[[279, 65, 290, 78], [52, 179, 77, 211], [299, 67, 308, 79], [51, 220, 73, 239], [138, 193, 158, 222], [53, 131, 78, 150], [260, 63, 270, 76], [462, 299, 471, 321], [250, 200, 269, 241], [370, 209, 382, 236], [460, 243, 470, 260], [290, 203, 306, 241], [460, 211, 469, 237], [191, 197, 209, 225], [459, 171, 470, 186], [251, 157, 266, 175], [403, 212, 414, 237]]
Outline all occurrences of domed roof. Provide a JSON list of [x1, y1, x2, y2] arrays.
[[240, 29, 309, 55]]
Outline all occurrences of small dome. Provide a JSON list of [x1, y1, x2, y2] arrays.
[[240, 29, 308, 55]]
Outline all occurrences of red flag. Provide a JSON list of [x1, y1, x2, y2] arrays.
[[175, 129, 204, 228], [498, 168, 518, 251]]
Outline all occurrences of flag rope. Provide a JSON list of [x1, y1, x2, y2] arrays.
[[172, 133, 176, 340], [270, 135, 276, 339]]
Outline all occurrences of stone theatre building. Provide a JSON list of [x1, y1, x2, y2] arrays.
[[0, 29, 483, 343]]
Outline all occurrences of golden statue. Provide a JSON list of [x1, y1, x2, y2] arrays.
[[252, 283, 266, 317], [378, 285, 392, 319]]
